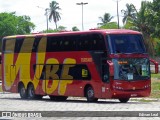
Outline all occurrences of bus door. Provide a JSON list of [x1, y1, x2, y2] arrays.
[[101, 60, 111, 98]]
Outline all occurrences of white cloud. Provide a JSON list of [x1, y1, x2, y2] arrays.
[[0, 0, 152, 32]]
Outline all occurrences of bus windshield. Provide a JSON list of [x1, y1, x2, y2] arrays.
[[112, 58, 150, 81], [108, 34, 146, 54]]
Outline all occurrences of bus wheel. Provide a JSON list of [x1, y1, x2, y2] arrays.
[[86, 86, 98, 102], [28, 84, 36, 99], [19, 84, 28, 99], [119, 98, 130, 103]]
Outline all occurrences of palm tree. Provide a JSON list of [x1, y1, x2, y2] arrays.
[[98, 13, 113, 26], [129, 1, 155, 56], [49, 1, 61, 30], [121, 3, 136, 24]]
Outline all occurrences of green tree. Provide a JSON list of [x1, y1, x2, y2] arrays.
[[49, 1, 61, 30], [123, 1, 155, 56], [72, 26, 80, 31], [57, 25, 66, 31], [42, 25, 67, 33], [42, 28, 58, 33], [148, 0, 160, 38], [17, 15, 35, 34], [0, 12, 35, 37], [98, 13, 113, 26], [0, 12, 35, 50], [99, 22, 118, 29], [121, 3, 136, 24]]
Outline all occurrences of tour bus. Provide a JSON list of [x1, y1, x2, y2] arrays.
[[2, 29, 151, 103]]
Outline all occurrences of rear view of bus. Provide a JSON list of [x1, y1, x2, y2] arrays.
[[105, 29, 150, 102]]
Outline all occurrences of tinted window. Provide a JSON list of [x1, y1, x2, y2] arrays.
[[47, 36, 77, 52], [77, 33, 106, 51], [108, 34, 146, 54], [47, 34, 106, 52]]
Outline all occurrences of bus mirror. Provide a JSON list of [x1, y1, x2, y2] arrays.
[[107, 60, 114, 76], [150, 59, 159, 74]]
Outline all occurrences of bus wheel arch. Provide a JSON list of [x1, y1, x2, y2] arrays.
[[84, 84, 98, 102], [27, 82, 42, 99], [18, 82, 28, 99]]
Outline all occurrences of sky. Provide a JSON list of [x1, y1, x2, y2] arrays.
[[0, 0, 152, 32]]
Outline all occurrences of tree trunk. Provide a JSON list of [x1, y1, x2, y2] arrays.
[[55, 22, 57, 30]]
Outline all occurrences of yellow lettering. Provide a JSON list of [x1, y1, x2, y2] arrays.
[[4, 36, 47, 90], [3, 39, 16, 90], [61, 65, 74, 79], [58, 58, 76, 95], [32, 37, 47, 88], [43, 58, 59, 94], [4, 38, 34, 89], [45, 65, 59, 80]]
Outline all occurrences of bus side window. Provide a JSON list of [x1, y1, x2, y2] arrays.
[[78, 35, 91, 51], [60, 36, 77, 51], [91, 34, 106, 51], [47, 36, 61, 52], [47, 36, 77, 52]]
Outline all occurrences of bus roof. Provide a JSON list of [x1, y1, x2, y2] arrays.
[[3, 29, 141, 39]]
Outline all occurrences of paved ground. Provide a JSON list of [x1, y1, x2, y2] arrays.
[[0, 92, 160, 120]]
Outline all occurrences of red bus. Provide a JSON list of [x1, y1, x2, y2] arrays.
[[2, 29, 151, 103]]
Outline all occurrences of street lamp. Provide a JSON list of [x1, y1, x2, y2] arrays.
[[113, 0, 121, 29], [76, 2, 88, 30], [45, 8, 50, 32], [37, 6, 50, 32], [117, 0, 120, 29]]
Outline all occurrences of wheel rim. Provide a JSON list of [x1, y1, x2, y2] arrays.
[[28, 85, 34, 98], [19, 85, 27, 99], [87, 88, 94, 98], [20, 87, 26, 96]]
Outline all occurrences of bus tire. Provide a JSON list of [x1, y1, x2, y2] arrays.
[[28, 84, 36, 99], [19, 84, 28, 99], [119, 98, 130, 103], [86, 86, 98, 102]]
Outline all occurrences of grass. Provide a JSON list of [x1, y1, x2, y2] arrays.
[[151, 74, 160, 79], [150, 74, 160, 98]]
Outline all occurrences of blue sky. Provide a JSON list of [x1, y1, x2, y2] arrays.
[[0, 0, 152, 32]]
